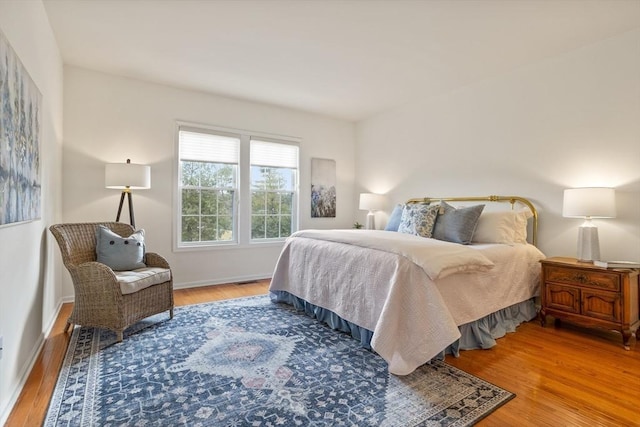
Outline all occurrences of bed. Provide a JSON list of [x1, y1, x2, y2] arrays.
[[269, 195, 545, 375]]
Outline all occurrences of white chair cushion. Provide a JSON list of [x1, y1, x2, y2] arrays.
[[115, 267, 171, 295]]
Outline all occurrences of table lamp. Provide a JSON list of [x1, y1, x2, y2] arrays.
[[562, 187, 616, 262], [359, 193, 386, 230]]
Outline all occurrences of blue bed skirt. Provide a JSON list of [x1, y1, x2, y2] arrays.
[[270, 290, 537, 360]]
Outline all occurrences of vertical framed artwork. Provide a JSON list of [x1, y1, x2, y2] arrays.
[[311, 158, 336, 218], [0, 30, 42, 226]]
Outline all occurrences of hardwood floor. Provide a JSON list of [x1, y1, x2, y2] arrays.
[[6, 280, 640, 426]]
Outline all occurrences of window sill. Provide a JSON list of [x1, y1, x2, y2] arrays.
[[174, 240, 286, 253]]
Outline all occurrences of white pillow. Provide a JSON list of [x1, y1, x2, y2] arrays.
[[472, 209, 531, 244]]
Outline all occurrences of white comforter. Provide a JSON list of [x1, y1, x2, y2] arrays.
[[291, 229, 495, 280], [269, 230, 545, 375]]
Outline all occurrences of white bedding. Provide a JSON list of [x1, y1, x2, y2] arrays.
[[436, 243, 544, 325], [269, 229, 545, 375], [292, 229, 495, 280]]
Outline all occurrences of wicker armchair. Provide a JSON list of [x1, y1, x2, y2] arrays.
[[49, 222, 174, 341]]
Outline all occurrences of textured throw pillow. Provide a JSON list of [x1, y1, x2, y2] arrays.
[[384, 204, 404, 231], [472, 209, 531, 244], [397, 203, 439, 238], [512, 209, 532, 243], [432, 202, 485, 244], [96, 225, 146, 271]]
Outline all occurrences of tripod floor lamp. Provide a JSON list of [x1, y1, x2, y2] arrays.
[[105, 159, 151, 228]]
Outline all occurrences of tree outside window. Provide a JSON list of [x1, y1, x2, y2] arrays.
[[251, 166, 295, 240]]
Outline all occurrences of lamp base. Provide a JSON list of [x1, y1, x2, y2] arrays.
[[116, 189, 136, 228], [366, 211, 376, 230], [577, 226, 600, 262]]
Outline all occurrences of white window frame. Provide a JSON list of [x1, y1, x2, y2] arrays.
[[174, 121, 300, 251], [249, 137, 299, 243]]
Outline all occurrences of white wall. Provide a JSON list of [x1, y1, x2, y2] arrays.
[[0, 1, 64, 423], [62, 67, 355, 295], [356, 29, 640, 262]]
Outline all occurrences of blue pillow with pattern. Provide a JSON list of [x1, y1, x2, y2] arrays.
[[397, 203, 439, 238]]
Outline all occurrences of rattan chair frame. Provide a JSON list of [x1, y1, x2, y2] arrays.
[[49, 222, 174, 341]]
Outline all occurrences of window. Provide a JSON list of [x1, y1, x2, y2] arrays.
[[176, 125, 299, 249], [178, 130, 239, 245], [250, 139, 298, 240]]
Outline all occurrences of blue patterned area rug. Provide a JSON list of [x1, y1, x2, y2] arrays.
[[45, 295, 514, 426]]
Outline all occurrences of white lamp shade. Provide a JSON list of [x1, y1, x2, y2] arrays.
[[105, 161, 151, 189], [562, 187, 616, 218], [359, 193, 386, 211]]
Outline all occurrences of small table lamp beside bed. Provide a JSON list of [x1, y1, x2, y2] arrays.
[[269, 195, 545, 375]]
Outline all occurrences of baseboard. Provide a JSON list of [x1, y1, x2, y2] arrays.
[[0, 299, 63, 426], [0, 333, 44, 425], [173, 274, 271, 290], [59, 275, 272, 301]]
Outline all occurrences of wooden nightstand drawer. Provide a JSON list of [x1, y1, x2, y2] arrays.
[[545, 284, 580, 314], [582, 289, 621, 322], [545, 265, 620, 291]]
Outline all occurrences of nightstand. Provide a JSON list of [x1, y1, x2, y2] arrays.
[[540, 256, 640, 350]]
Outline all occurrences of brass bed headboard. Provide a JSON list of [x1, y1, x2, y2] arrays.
[[405, 195, 538, 246]]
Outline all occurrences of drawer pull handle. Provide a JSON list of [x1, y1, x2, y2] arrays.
[[573, 274, 588, 283]]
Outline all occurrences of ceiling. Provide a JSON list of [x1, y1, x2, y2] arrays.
[[43, 0, 640, 122]]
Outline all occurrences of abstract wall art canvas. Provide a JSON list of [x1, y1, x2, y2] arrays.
[[0, 30, 42, 226], [310, 158, 336, 218]]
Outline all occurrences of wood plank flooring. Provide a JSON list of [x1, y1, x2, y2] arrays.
[[6, 280, 640, 426]]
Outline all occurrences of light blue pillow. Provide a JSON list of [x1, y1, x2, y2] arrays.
[[397, 203, 439, 238], [96, 225, 146, 271], [385, 204, 404, 231], [432, 202, 485, 244]]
